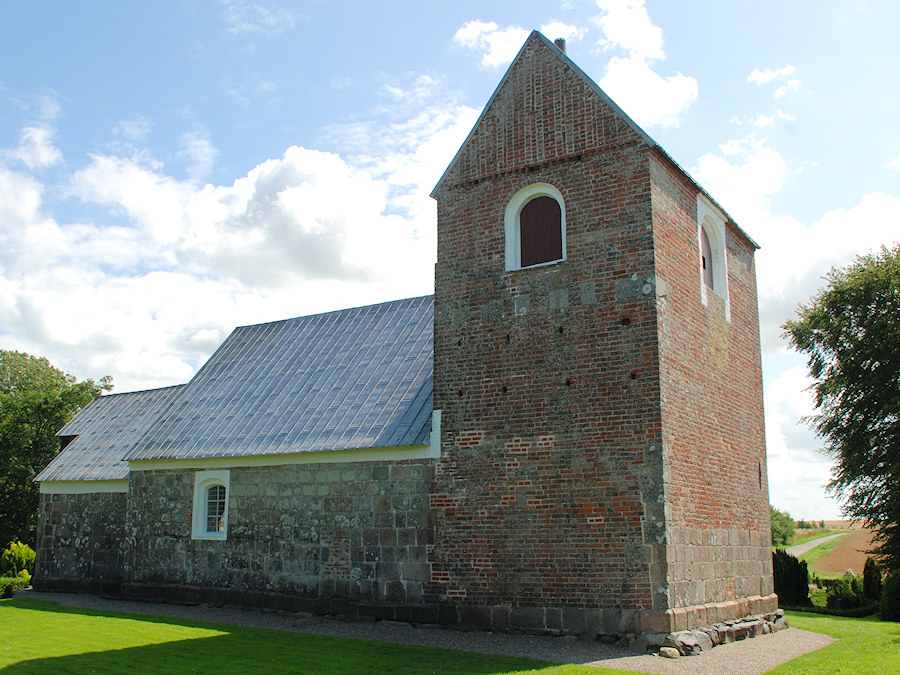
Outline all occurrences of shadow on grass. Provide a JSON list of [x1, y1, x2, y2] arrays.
[[3, 598, 566, 674]]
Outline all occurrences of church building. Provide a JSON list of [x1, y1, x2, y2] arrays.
[[35, 32, 775, 638]]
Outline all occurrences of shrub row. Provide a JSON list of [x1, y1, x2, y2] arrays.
[[774, 548, 900, 622], [0, 574, 29, 599]]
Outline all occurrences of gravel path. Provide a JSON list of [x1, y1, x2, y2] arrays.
[[15, 590, 834, 674], [784, 533, 847, 557]]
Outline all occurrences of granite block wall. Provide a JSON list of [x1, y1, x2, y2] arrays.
[[34, 491, 128, 592], [124, 459, 434, 611]]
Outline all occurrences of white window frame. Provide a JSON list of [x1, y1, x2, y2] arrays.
[[504, 183, 566, 271], [697, 195, 730, 321], [192, 469, 230, 540]]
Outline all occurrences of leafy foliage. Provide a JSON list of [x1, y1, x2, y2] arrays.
[[0, 541, 35, 576], [0, 351, 111, 548], [771, 505, 796, 546], [0, 575, 28, 598], [826, 573, 864, 610], [784, 245, 900, 573], [773, 548, 810, 606]]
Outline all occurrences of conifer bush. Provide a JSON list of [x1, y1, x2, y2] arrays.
[[863, 556, 883, 602], [0, 541, 35, 576], [773, 549, 810, 606], [881, 572, 900, 621]]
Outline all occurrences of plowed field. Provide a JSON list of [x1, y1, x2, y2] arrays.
[[809, 526, 875, 577]]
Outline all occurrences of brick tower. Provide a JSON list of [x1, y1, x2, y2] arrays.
[[429, 32, 775, 635]]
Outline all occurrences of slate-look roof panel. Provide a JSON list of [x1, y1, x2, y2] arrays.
[[36, 385, 185, 482], [127, 295, 434, 461]]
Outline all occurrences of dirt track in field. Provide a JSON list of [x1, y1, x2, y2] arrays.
[[809, 525, 875, 576]]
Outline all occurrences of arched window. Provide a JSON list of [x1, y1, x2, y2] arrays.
[[700, 226, 714, 290], [697, 195, 730, 321], [505, 184, 565, 270], [192, 470, 230, 540]]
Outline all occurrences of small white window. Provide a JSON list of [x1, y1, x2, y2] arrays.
[[505, 184, 566, 270], [697, 195, 730, 321], [192, 470, 230, 540]]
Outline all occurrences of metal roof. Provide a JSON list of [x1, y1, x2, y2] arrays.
[[127, 295, 434, 462], [36, 385, 185, 481]]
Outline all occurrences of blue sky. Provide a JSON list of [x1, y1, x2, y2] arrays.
[[3, 1, 900, 520]]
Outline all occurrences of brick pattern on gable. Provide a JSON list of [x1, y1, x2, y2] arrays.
[[439, 35, 647, 192]]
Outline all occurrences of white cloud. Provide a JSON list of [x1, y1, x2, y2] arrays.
[[222, 0, 296, 34], [540, 21, 586, 45], [764, 366, 841, 519], [774, 80, 802, 98], [748, 65, 796, 85], [693, 137, 787, 228], [693, 136, 900, 355], [113, 117, 154, 142], [177, 128, 219, 181], [591, 0, 696, 128], [748, 65, 801, 98], [752, 110, 796, 128], [592, 0, 663, 60], [453, 19, 583, 69], [321, 71, 480, 201], [890, 156, 900, 169], [7, 125, 62, 169], [1, 84, 467, 391], [599, 56, 697, 128], [453, 20, 529, 68]]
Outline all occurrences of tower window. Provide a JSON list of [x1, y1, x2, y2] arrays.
[[700, 226, 714, 290], [520, 196, 563, 267], [505, 183, 566, 270], [697, 194, 730, 321]]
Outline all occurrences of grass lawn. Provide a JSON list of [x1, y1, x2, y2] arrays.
[[769, 611, 900, 674], [0, 598, 639, 674]]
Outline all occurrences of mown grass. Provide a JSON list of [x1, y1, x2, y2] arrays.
[[6, 596, 899, 674], [769, 611, 900, 674], [0, 598, 638, 674]]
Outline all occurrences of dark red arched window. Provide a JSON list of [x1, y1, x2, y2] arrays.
[[700, 227, 714, 289], [520, 196, 562, 267]]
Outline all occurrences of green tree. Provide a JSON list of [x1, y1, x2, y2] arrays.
[[784, 245, 900, 572], [0, 351, 111, 548], [769, 505, 797, 546], [771, 505, 796, 547]]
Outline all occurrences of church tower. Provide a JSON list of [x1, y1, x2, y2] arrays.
[[429, 32, 775, 635]]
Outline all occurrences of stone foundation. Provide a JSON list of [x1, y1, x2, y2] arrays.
[[650, 608, 790, 657], [639, 593, 779, 634]]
